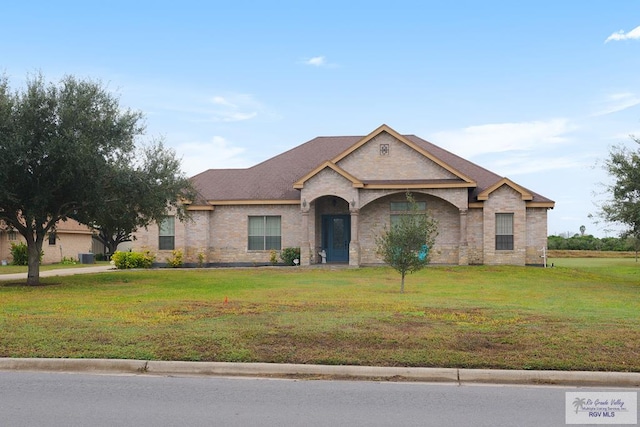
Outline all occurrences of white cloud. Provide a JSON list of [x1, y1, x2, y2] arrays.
[[483, 153, 592, 176], [592, 92, 640, 116], [176, 136, 250, 176], [605, 25, 640, 42], [306, 56, 326, 66], [302, 55, 338, 68], [205, 93, 262, 123], [211, 96, 237, 108], [430, 119, 574, 158]]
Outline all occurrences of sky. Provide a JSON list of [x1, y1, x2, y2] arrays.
[[2, 1, 640, 237]]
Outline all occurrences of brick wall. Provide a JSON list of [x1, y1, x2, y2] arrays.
[[525, 207, 548, 265], [358, 192, 461, 265], [337, 133, 457, 181], [136, 205, 302, 265], [482, 185, 527, 265]]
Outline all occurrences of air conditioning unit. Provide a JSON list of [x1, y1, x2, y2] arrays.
[[78, 253, 95, 264]]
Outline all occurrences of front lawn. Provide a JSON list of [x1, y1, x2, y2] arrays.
[[1, 263, 638, 371]]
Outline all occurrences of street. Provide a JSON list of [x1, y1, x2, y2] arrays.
[[1, 371, 635, 426]]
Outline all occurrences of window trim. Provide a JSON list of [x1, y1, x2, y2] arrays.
[[390, 201, 427, 229], [158, 216, 175, 250], [248, 215, 282, 251], [495, 213, 514, 251]]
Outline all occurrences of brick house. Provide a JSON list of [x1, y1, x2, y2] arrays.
[[0, 219, 94, 265], [132, 124, 555, 266]]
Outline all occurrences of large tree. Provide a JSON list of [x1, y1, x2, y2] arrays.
[[598, 138, 640, 260], [0, 73, 188, 284], [76, 141, 196, 256], [375, 193, 439, 293]]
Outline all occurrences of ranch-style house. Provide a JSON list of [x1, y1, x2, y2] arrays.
[[132, 124, 555, 266]]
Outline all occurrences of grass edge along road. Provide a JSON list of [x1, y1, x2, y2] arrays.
[[1, 259, 638, 372]]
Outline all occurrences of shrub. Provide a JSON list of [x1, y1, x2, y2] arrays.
[[166, 249, 183, 268], [280, 247, 300, 266], [270, 250, 278, 265], [9, 242, 43, 265], [60, 256, 77, 265], [94, 253, 107, 261], [111, 250, 155, 269]]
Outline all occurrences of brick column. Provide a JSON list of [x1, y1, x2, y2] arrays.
[[349, 209, 360, 267], [301, 210, 311, 266], [459, 209, 469, 265]]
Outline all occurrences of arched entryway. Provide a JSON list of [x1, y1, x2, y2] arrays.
[[313, 195, 352, 264]]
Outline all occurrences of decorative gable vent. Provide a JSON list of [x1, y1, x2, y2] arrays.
[[379, 143, 390, 156]]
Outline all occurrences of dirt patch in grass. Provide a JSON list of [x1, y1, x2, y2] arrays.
[[1, 265, 638, 371]]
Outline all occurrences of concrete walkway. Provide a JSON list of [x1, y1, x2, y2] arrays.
[[0, 264, 115, 281], [0, 358, 639, 387]]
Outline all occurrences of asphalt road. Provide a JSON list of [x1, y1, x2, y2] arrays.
[[1, 371, 634, 427]]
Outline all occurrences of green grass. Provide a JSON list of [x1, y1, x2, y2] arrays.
[[1, 262, 638, 371]]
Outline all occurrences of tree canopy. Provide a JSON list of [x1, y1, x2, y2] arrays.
[[0, 73, 193, 284], [375, 193, 438, 293], [75, 140, 196, 256], [597, 138, 640, 251]]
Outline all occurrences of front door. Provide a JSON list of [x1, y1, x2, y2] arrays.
[[322, 215, 350, 263]]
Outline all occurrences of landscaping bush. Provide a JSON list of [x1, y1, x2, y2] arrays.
[[9, 242, 42, 265], [166, 249, 183, 268], [280, 247, 300, 266], [10, 242, 28, 266], [111, 250, 155, 269]]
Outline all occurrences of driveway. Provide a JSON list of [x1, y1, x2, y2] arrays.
[[0, 264, 115, 281]]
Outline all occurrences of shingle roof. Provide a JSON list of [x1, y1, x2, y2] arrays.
[[190, 130, 554, 205]]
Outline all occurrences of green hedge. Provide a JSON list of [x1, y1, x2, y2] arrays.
[[111, 250, 155, 269]]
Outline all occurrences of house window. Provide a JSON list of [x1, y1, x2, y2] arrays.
[[248, 216, 281, 250], [390, 201, 427, 228], [495, 213, 514, 250], [159, 216, 175, 250], [7, 230, 17, 241], [48, 232, 57, 246]]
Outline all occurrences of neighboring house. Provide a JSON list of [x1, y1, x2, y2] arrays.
[[133, 125, 555, 266], [0, 219, 94, 264]]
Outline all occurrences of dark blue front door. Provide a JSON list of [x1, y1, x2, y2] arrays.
[[322, 215, 350, 263]]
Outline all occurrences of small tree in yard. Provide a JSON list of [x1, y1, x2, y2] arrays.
[[596, 138, 640, 261], [375, 193, 438, 293]]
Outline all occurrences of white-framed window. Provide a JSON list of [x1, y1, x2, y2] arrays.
[[390, 201, 427, 228], [495, 213, 514, 250], [159, 216, 175, 250], [248, 216, 281, 250]]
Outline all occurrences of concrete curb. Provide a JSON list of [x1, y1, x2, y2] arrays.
[[145, 361, 459, 382], [1, 358, 639, 387], [0, 358, 147, 374]]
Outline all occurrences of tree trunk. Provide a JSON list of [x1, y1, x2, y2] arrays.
[[26, 238, 43, 286], [400, 272, 405, 294]]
